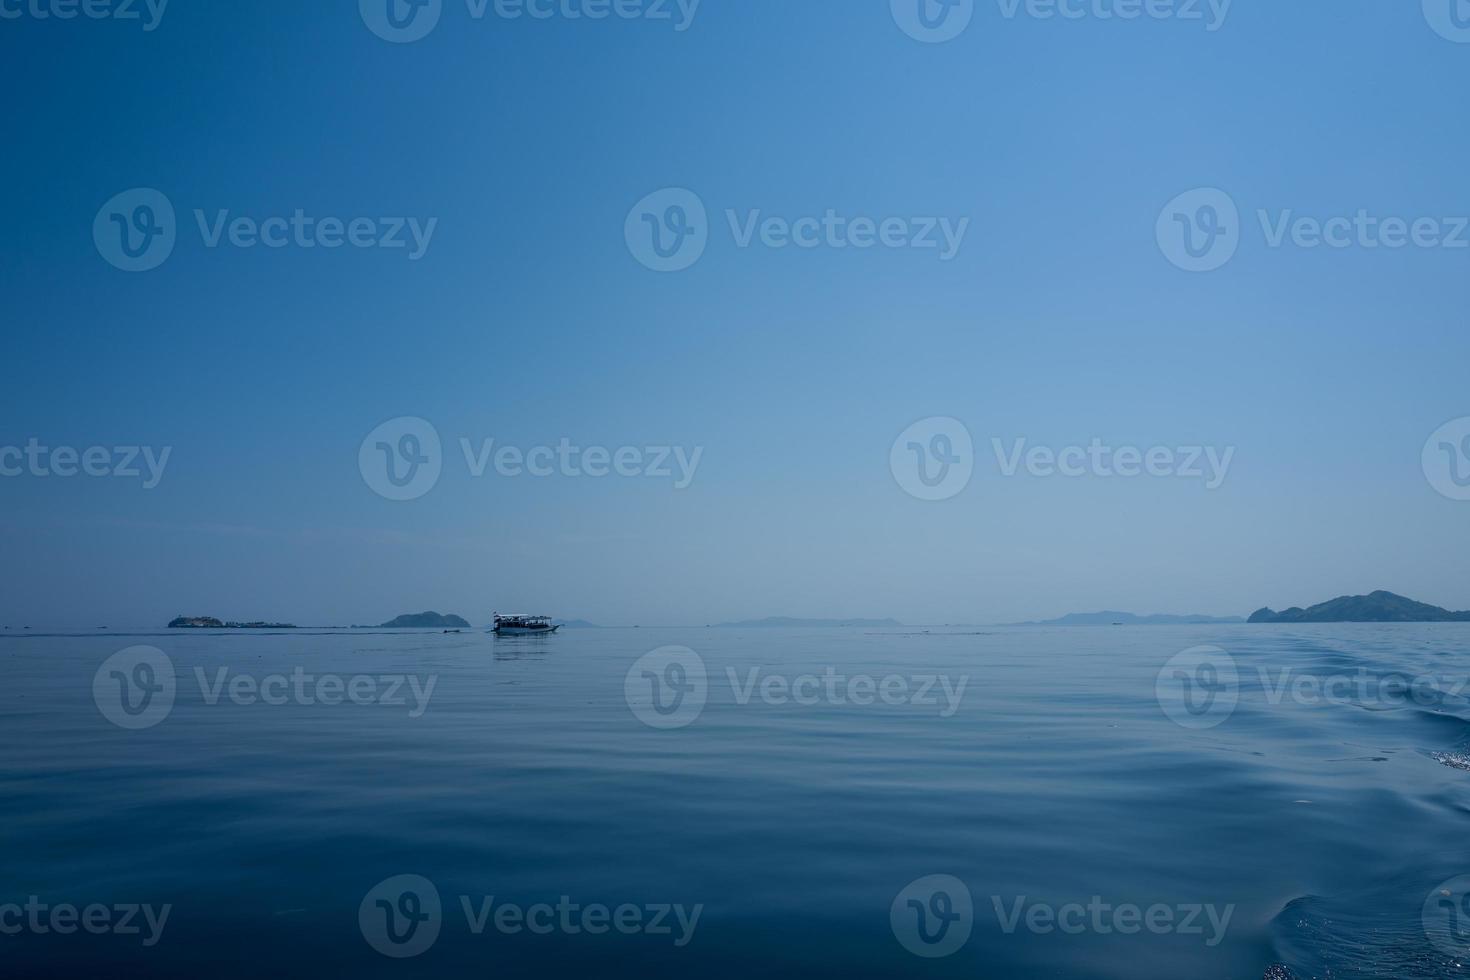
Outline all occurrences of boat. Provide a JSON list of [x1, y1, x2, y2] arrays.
[[492, 613, 560, 636]]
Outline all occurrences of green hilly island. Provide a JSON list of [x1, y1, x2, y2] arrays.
[[1249, 591, 1470, 624]]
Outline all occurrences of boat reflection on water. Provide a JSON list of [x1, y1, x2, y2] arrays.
[[490, 613, 560, 661]]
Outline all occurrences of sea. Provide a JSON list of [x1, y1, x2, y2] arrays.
[[2, 624, 1468, 978]]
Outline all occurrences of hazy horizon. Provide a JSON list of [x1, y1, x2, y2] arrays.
[[6, 587, 1467, 632]]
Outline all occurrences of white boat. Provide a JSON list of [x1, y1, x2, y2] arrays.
[[492, 613, 560, 636]]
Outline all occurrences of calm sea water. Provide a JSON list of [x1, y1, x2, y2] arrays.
[[2, 625, 1469, 978]]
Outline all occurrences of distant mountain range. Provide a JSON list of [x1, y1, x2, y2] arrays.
[[168, 594, 1470, 633], [380, 612, 470, 628], [713, 617, 905, 628], [1249, 591, 1470, 624], [1008, 611, 1245, 626]]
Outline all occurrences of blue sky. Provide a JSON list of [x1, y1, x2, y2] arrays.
[[2, 1, 1469, 627]]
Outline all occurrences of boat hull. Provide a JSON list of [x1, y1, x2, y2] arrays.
[[492, 625, 561, 636]]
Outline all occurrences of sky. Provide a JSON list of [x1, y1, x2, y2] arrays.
[[2, 0, 1469, 628]]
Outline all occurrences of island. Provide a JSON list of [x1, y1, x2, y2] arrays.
[[1007, 611, 1245, 626], [379, 612, 471, 629], [1248, 591, 1470, 624], [169, 616, 297, 629]]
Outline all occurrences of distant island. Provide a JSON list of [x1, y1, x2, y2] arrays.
[[714, 617, 905, 628], [169, 616, 297, 629], [1008, 611, 1245, 626], [379, 612, 471, 629], [1249, 591, 1470, 624]]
